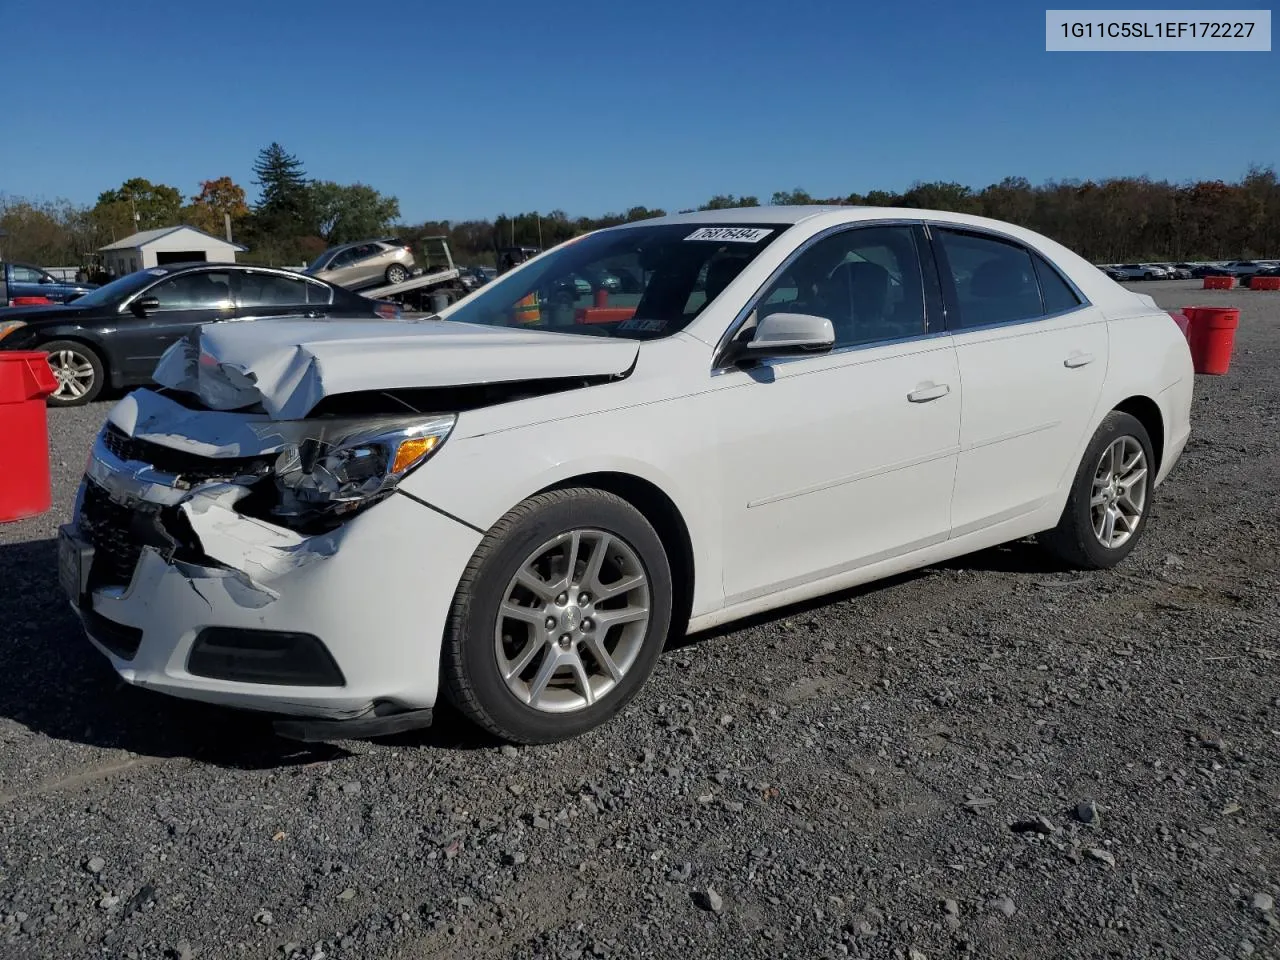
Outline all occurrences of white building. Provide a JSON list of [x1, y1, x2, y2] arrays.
[[99, 226, 247, 276]]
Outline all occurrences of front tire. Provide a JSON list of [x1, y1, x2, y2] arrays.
[[41, 340, 105, 406], [1039, 411, 1155, 569], [385, 264, 409, 285], [441, 488, 673, 744]]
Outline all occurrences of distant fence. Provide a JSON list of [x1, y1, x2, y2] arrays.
[[42, 266, 84, 281]]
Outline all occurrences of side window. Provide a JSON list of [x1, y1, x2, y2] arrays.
[[305, 281, 333, 305], [758, 225, 926, 348], [1032, 253, 1083, 315], [328, 249, 355, 269], [148, 272, 233, 310], [11, 266, 43, 283], [238, 272, 310, 308], [935, 230, 1042, 328]]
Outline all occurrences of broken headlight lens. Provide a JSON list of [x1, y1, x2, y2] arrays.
[[270, 414, 455, 520]]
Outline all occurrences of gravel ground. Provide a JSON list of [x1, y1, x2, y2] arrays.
[[1, 279, 1276, 960]]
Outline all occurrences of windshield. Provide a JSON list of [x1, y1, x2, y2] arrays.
[[444, 223, 787, 339], [66, 270, 161, 307]]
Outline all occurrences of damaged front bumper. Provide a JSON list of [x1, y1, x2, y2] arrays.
[[63, 400, 483, 736]]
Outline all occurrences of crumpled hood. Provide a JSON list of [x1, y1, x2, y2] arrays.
[[153, 316, 639, 419]]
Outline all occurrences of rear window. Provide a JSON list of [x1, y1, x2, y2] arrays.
[[443, 223, 787, 340]]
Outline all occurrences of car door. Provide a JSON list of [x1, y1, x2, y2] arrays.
[[320, 247, 364, 288], [346, 243, 385, 287], [233, 269, 321, 320], [930, 226, 1108, 538], [715, 223, 962, 605], [114, 269, 236, 380]]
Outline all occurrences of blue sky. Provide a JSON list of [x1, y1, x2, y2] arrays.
[[2, 0, 1276, 222]]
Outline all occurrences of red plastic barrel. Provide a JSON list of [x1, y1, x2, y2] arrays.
[[0, 351, 59, 522], [10, 296, 52, 306], [1182, 306, 1240, 375]]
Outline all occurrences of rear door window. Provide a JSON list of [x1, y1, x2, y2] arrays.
[[237, 272, 311, 310], [934, 230, 1047, 328]]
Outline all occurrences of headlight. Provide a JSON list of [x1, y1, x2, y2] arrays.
[[0, 320, 28, 342], [270, 414, 455, 521]]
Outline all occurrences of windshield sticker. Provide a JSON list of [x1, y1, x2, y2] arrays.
[[146, 268, 169, 276], [617, 316, 666, 333], [684, 227, 773, 243]]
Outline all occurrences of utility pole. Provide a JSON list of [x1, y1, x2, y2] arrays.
[[224, 212, 233, 243]]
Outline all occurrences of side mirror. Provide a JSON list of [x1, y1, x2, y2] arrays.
[[743, 311, 835, 358], [132, 295, 161, 316]]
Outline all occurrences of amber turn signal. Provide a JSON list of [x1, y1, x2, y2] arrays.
[[391, 435, 441, 474]]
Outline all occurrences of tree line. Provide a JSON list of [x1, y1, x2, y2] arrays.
[[2, 147, 1277, 272]]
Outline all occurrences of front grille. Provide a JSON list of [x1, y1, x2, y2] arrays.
[[102, 424, 268, 481], [79, 481, 156, 588]]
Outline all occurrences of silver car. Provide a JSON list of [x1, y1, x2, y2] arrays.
[[305, 238, 416, 289]]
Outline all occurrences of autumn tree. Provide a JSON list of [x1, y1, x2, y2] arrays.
[[185, 176, 250, 236]]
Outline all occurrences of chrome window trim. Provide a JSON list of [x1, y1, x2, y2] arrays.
[[711, 218, 928, 370], [116, 265, 324, 314], [922, 221, 1094, 326]]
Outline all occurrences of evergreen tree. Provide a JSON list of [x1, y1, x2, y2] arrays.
[[251, 143, 312, 232]]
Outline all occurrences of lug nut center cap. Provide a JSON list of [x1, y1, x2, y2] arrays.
[[560, 605, 583, 632]]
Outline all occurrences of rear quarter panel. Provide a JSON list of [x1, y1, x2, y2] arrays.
[[1099, 307, 1194, 485]]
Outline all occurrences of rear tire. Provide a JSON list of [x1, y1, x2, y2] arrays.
[[41, 340, 105, 406], [385, 264, 409, 285], [1039, 411, 1155, 569], [441, 488, 673, 744]]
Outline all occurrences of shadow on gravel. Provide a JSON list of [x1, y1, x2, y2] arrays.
[[0, 537, 492, 769], [673, 538, 1065, 649]]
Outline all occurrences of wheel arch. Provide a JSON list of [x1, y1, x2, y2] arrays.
[[1112, 394, 1165, 476], [29, 333, 115, 389], [536, 471, 696, 638]]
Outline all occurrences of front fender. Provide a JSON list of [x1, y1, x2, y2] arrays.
[[400, 398, 725, 620]]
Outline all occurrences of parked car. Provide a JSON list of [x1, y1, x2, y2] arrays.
[[1110, 264, 1166, 280], [2, 261, 98, 305], [305, 238, 416, 289], [1222, 260, 1267, 277], [1164, 263, 1194, 280], [58, 207, 1192, 744], [0, 263, 401, 406]]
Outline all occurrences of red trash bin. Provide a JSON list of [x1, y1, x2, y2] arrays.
[[0, 351, 60, 522], [1182, 306, 1240, 375]]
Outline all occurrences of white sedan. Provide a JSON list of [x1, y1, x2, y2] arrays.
[[61, 207, 1194, 744]]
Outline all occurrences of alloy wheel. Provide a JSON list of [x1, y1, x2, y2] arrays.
[[494, 529, 651, 713], [48, 349, 95, 401], [1091, 436, 1148, 548]]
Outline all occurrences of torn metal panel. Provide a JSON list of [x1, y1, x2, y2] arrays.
[[178, 484, 338, 585], [153, 317, 639, 419], [108, 389, 303, 459]]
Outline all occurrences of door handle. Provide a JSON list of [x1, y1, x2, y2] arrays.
[[1064, 351, 1095, 368], [907, 382, 951, 403]]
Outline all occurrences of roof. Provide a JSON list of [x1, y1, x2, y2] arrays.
[[637, 205, 851, 226], [99, 224, 249, 252]]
